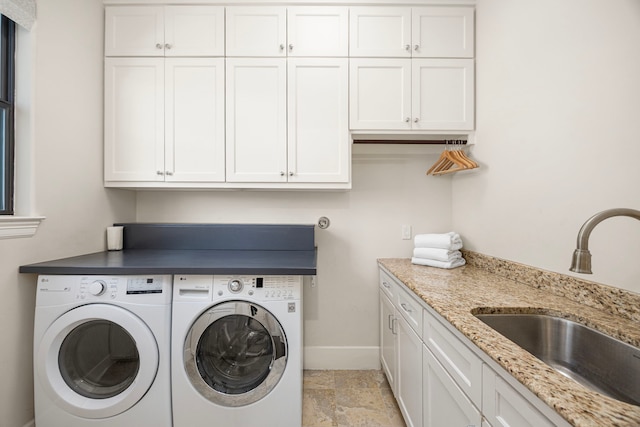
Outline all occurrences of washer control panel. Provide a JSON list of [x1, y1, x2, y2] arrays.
[[213, 275, 302, 301]]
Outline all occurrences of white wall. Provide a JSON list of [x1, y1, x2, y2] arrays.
[[453, 0, 640, 292], [136, 145, 453, 367], [0, 1, 135, 426]]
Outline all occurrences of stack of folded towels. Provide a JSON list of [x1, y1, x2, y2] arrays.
[[411, 231, 466, 269]]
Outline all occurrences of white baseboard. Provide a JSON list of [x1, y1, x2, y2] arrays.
[[23, 420, 35, 427], [303, 346, 381, 370]]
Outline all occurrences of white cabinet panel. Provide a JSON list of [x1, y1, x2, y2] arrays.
[[423, 345, 482, 427], [412, 59, 474, 130], [164, 6, 224, 57], [350, 7, 412, 57], [105, 6, 224, 57], [287, 7, 348, 57], [105, 6, 164, 57], [482, 365, 555, 427], [164, 58, 225, 182], [350, 58, 411, 130], [105, 58, 164, 182], [380, 293, 397, 393], [226, 7, 287, 57], [412, 7, 475, 58], [397, 315, 423, 427], [288, 58, 349, 183], [226, 59, 287, 182]]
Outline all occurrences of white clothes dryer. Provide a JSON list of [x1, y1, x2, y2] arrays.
[[172, 275, 303, 427], [33, 275, 172, 427]]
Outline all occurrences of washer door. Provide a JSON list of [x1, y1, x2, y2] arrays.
[[184, 301, 287, 407], [36, 304, 159, 419]]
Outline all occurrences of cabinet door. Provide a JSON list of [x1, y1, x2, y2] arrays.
[[226, 59, 287, 182], [423, 345, 482, 427], [380, 293, 397, 393], [350, 7, 412, 57], [164, 6, 224, 57], [397, 315, 422, 427], [226, 7, 286, 57], [350, 58, 412, 130], [105, 6, 164, 57], [164, 58, 225, 182], [483, 365, 555, 427], [287, 7, 348, 57], [105, 58, 164, 182], [412, 59, 474, 130], [288, 58, 349, 183], [412, 7, 474, 58]]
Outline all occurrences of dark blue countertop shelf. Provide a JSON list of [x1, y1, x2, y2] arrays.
[[19, 223, 317, 276]]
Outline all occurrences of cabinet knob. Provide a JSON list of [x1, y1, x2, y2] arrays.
[[165, 43, 172, 50], [165, 171, 173, 176], [405, 117, 411, 123], [280, 171, 285, 176], [289, 43, 294, 51], [414, 118, 419, 123], [405, 44, 411, 51], [279, 44, 285, 51], [156, 43, 163, 49], [414, 44, 419, 51], [289, 171, 294, 176], [156, 171, 164, 175]]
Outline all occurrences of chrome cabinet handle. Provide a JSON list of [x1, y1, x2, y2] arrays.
[[414, 44, 419, 51], [388, 314, 394, 330], [289, 171, 294, 176], [280, 171, 285, 176], [289, 43, 294, 51], [405, 117, 411, 123], [405, 44, 411, 51], [400, 303, 412, 313], [391, 318, 398, 335], [382, 281, 391, 289], [165, 171, 173, 176], [156, 43, 163, 49], [414, 118, 419, 123], [279, 44, 285, 51], [156, 171, 164, 175], [164, 43, 172, 50]]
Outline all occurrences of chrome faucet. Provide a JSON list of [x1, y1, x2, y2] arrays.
[[570, 208, 640, 274]]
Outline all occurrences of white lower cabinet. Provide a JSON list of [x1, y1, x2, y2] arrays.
[[397, 314, 423, 427], [482, 365, 555, 427], [423, 344, 481, 427], [379, 267, 571, 427]]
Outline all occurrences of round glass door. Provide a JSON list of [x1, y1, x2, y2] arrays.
[[184, 301, 287, 407], [36, 304, 158, 419], [58, 320, 139, 399]]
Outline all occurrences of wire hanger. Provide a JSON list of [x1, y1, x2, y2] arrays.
[[426, 140, 478, 176]]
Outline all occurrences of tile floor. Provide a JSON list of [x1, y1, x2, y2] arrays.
[[302, 370, 406, 427]]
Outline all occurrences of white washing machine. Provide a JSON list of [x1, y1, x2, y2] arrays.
[[172, 274, 303, 427], [33, 275, 172, 427]]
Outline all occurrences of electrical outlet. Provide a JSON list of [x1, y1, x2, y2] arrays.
[[401, 225, 412, 240]]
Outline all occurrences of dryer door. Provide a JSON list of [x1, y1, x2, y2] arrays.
[[184, 301, 287, 407], [36, 304, 159, 419]]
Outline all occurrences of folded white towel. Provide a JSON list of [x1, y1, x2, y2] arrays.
[[411, 257, 466, 269], [414, 232, 463, 250], [412, 248, 462, 262]]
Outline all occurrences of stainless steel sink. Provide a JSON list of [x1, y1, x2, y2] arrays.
[[474, 313, 640, 406]]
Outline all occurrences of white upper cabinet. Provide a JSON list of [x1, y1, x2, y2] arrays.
[[412, 7, 474, 58], [226, 6, 348, 57], [288, 58, 350, 183], [287, 7, 349, 57], [350, 6, 474, 58], [105, 6, 224, 57], [350, 7, 412, 57], [225, 58, 288, 182], [226, 7, 287, 57]]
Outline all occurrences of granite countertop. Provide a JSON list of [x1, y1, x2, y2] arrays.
[[378, 256, 640, 427]]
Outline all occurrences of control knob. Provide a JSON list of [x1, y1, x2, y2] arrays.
[[228, 279, 243, 293], [89, 280, 106, 296]]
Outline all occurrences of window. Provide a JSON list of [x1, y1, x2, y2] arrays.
[[0, 15, 15, 215]]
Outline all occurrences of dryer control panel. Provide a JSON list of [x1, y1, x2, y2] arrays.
[[214, 275, 302, 301]]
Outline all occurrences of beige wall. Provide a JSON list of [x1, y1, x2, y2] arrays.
[[0, 1, 135, 426], [453, 0, 640, 292]]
